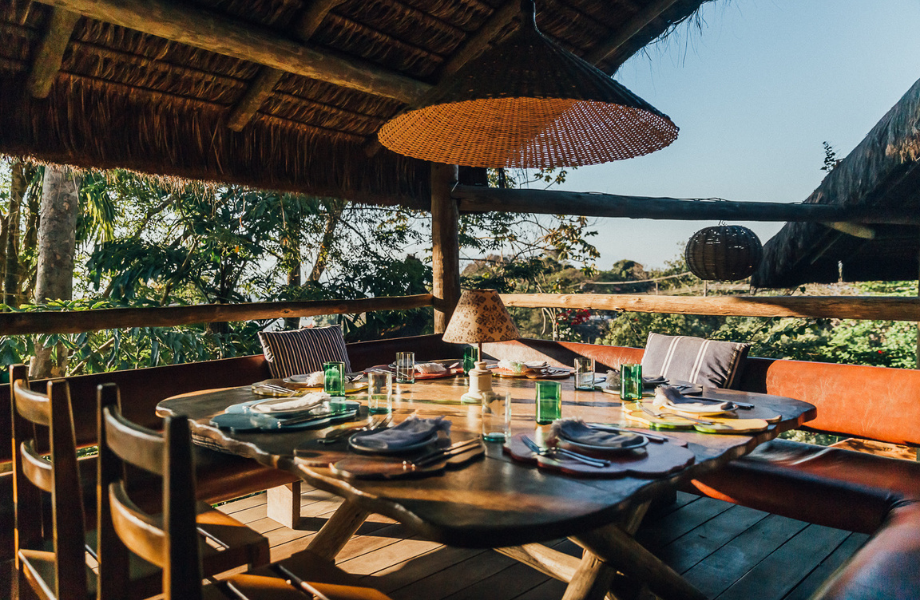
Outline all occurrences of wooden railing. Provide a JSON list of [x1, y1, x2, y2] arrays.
[[0, 294, 434, 335], [500, 293, 920, 322]]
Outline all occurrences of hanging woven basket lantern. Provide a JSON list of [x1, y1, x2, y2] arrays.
[[685, 226, 764, 281], [378, 0, 678, 169]]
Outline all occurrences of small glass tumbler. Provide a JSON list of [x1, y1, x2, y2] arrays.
[[323, 361, 345, 396], [574, 357, 595, 391], [367, 371, 392, 414], [463, 346, 479, 375], [620, 363, 643, 401], [395, 352, 415, 384], [535, 381, 562, 425], [481, 391, 511, 442]]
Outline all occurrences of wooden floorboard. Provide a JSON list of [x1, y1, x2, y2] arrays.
[[2, 487, 870, 600]]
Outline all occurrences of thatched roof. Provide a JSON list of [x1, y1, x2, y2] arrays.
[[0, 0, 710, 207], [751, 76, 920, 289]]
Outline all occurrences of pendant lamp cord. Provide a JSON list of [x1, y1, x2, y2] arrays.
[[521, 0, 537, 29]]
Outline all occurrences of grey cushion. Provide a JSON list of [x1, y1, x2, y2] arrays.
[[258, 326, 352, 379], [640, 333, 749, 389]]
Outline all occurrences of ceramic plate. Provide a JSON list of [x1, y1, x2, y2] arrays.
[[557, 433, 648, 454], [348, 430, 439, 455]]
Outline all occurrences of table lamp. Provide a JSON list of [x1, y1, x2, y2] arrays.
[[442, 289, 520, 403]]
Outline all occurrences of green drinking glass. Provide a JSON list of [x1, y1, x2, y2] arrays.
[[620, 363, 643, 401], [323, 361, 345, 397], [463, 346, 479, 375], [535, 381, 562, 425]]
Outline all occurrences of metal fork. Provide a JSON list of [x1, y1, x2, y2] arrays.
[[641, 405, 715, 425], [319, 413, 392, 444], [521, 435, 609, 468]]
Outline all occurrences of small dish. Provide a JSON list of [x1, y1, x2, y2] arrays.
[[348, 430, 439, 455]]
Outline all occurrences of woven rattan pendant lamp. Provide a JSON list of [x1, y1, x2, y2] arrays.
[[378, 0, 679, 168]]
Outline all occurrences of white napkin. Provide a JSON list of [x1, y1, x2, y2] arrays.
[[653, 386, 732, 412], [497, 359, 526, 372], [354, 416, 450, 450], [251, 392, 329, 413], [551, 418, 641, 449], [415, 362, 447, 374]]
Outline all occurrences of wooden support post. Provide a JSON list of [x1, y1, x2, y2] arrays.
[[267, 482, 302, 529], [27, 8, 80, 98], [561, 554, 619, 600], [306, 500, 371, 561], [432, 163, 460, 333]]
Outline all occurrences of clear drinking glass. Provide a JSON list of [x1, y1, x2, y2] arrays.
[[463, 346, 479, 375], [481, 391, 511, 442], [395, 352, 415, 384], [620, 363, 643, 401], [535, 381, 562, 425], [367, 371, 392, 414], [574, 357, 595, 391], [323, 361, 345, 396]]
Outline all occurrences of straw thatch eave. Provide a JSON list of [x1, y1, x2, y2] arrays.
[[751, 76, 920, 289], [0, 0, 710, 205]]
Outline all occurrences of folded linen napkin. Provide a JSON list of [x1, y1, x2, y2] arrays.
[[551, 418, 642, 449], [354, 416, 450, 450], [642, 375, 668, 387], [251, 392, 329, 413], [653, 386, 732, 412], [497, 359, 527, 373], [415, 362, 447, 374], [286, 371, 325, 386]]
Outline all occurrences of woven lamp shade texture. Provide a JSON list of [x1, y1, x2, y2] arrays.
[[686, 226, 764, 281], [378, 7, 678, 168], [442, 289, 521, 344]]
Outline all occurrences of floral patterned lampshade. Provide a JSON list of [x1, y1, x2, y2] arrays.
[[442, 289, 520, 344]]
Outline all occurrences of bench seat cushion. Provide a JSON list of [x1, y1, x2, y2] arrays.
[[812, 503, 920, 600], [684, 439, 920, 534]]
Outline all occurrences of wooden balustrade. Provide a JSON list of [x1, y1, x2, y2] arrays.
[[499, 293, 920, 322], [0, 294, 434, 335]]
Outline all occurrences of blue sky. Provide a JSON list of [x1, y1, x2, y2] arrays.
[[537, 0, 920, 270]]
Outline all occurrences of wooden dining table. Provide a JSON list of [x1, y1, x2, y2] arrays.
[[157, 375, 816, 600]]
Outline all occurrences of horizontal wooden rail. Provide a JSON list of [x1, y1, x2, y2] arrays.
[[0, 294, 434, 335], [500, 293, 920, 322], [456, 186, 920, 224]]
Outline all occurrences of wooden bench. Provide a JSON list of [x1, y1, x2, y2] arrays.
[[484, 338, 920, 599], [0, 334, 463, 562]]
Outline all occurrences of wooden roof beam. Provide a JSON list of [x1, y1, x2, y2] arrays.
[[34, 0, 431, 104], [585, 0, 680, 67], [27, 7, 80, 98], [453, 186, 920, 224], [228, 0, 346, 132]]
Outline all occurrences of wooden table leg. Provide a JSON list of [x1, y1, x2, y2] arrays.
[[561, 553, 620, 600], [573, 524, 708, 600], [267, 482, 302, 529], [306, 500, 371, 561]]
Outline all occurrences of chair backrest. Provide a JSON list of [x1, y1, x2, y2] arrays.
[[96, 383, 203, 600], [9, 363, 89, 600]]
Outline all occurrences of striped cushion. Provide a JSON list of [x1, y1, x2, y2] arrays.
[[258, 326, 352, 379], [640, 333, 749, 389]]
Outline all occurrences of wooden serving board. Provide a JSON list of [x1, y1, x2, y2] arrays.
[[252, 378, 368, 395], [624, 408, 771, 434], [503, 433, 695, 478], [327, 444, 485, 480], [366, 363, 462, 380]]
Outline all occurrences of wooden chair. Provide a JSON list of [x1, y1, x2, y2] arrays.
[[10, 364, 91, 600], [97, 382, 392, 600], [9, 365, 268, 600]]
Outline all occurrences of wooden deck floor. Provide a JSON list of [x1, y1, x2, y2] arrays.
[[212, 486, 868, 600], [1, 486, 867, 599]]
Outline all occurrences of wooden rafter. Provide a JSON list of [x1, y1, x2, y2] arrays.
[[27, 7, 80, 98], [228, 0, 345, 132], [453, 186, 920, 224], [585, 0, 680, 66], [33, 0, 431, 104]]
